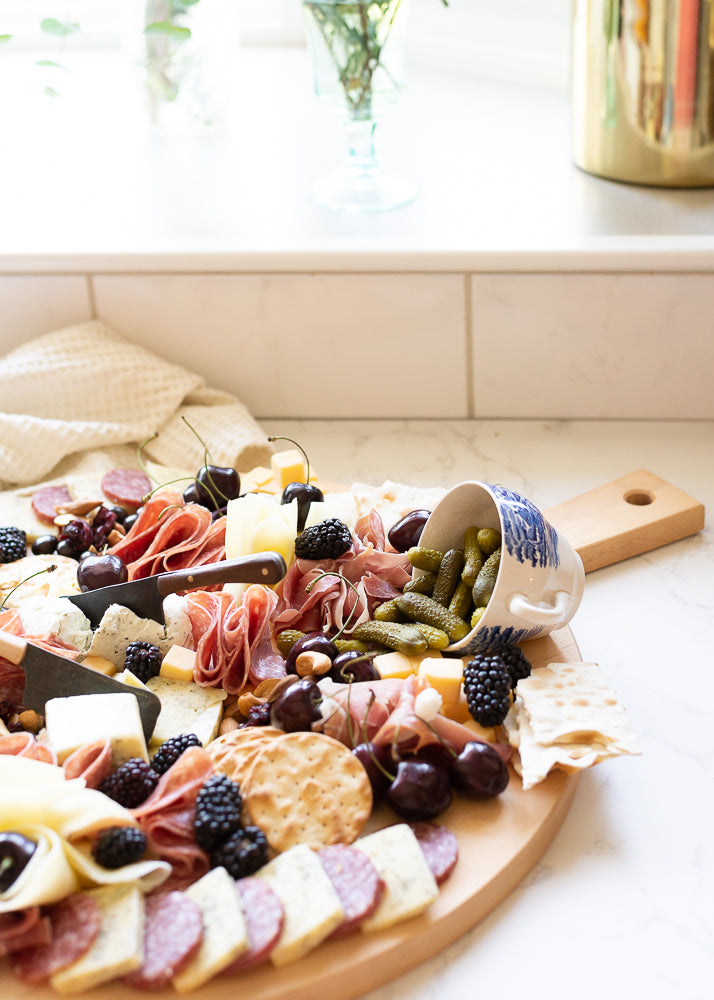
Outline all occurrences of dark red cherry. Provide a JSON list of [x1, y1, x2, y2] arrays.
[[285, 632, 338, 674], [329, 651, 379, 684], [407, 741, 454, 773], [387, 510, 431, 552], [0, 832, 37, 892], [270, 677, 323, 732], [387, 760, 453, 821], [352, 741, 394, 801], [195, 465, 241, 508], [77, 554, 128, 592], [449, 741, 509, 798], [281, 481, 324, 533]]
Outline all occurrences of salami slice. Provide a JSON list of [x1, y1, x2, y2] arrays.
[[11, 893, 101, 983], [410, 822, 459, 884], [30, 485, 72, 525], [318, 844, 385, 938], [101, 468, 151, 509], [123, 891, 203, 990], [222, 878, 284, 974]]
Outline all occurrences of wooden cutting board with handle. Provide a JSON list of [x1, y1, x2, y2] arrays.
[[0, 469, 704, 1000]]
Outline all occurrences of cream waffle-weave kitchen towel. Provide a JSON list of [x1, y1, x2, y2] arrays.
[[0, 321, 272, 488]]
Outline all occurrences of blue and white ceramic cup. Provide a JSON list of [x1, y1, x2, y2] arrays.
[[416, 481, 585, 656]]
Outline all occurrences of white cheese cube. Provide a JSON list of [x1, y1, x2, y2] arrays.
[[173, 867, 248, 992], [50, 882, 144, 994], [45, 692, 148, 765], [356, 824, 439, 931], [146, 675, 226, 749], [256, 844, 344, 965], [19, 596, 92, 653], [159, 644, 197, 682]]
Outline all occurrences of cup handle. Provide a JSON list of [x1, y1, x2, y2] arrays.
[[507, 590, 572, 625]]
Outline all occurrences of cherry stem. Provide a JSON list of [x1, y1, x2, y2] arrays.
[[136, 432, 160, 484], [360, 690, 396, 781], [0, 565, 56, 613], [418, 715, 459, 758], [268, 435, 311, 483], [304, 571, 363, 640]]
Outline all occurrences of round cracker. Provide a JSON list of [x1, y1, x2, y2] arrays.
[[241, 731, 372, 853], [206, 726, 284, 786]]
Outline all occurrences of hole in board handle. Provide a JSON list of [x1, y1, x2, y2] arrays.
[[624, 489, 655, 506]]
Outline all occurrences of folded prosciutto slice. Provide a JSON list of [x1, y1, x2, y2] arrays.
[[132, 746, 214, 892], [62, 739, 113, 789]]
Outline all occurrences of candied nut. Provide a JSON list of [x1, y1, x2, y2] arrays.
[[107, 528, 125, 545], [237, 692, 263, 717], [218, 717, 239, 735], [55, 498, 103, 517], [18, 709, 43, 733], [295, 650, 333, 678]]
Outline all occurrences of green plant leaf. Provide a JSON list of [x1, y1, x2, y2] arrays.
[[0, 35, 12, 45], [36, 59, 66, 70], [44, 86, 61, 97], [144, 21, 192, 42], [40, 18, 80, 37]]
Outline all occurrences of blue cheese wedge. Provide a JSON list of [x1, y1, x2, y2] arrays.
[[146, 675, 226, 751], [173, 866, 248, 992], [50, 882, 144, 994], [84, 604, 171, 668], [356, 824, 439, 931], [45, 692, 148, 765], [255, 844, 344, 965], [18, 596, 93, 653]]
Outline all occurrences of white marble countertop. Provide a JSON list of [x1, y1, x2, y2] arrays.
[[258, 417, 713, 1000], [3, 48, 714, 272]]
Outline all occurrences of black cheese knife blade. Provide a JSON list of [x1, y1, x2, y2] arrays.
[[0, 631, 161, 744], [65, 552, 288, 627]]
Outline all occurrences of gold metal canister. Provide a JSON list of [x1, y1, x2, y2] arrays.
[[572, 0, 714, 186]]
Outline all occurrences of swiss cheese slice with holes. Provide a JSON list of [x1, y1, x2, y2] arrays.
[[504, 661, 641, 790]]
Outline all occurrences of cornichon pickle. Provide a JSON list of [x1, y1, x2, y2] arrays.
[[448, 579, 473, 621], [276, 629, 305, 656], [373, 598, 404, 623], [352, 621, 428, 655], [407, 546, 445, 574], [431, 548, 465, 607], [396, 592, 470, 643], [412, 622, 451, 650], [402, 572, 436, 596], [471, 548, 501, 607], [333, 638, 369, 654], [461, 526, 484, 587], [470, 606, 486, 629], [477, 527, 501, 557]]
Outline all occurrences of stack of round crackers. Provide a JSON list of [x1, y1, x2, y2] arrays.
[[206, 728, 372, 853]]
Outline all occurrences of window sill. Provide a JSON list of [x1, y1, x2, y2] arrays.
[[2, 46, 714, 274]]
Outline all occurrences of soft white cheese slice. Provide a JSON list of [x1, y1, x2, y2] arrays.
[[255, 843, 344, 965], [50, 882, 145, 994], [356, 824, 439, 931], [18, 595, 93, 653], [173, 866, 248, 992], [84, 604, 171, 668], [146, 675, 226, 749], [45, 692, 148, 765]]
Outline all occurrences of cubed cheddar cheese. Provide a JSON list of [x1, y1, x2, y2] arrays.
[[374, 651, 417, 680], [80, 655, 117, 676], [159, 644, 197, 683], [113, 669, 148, 690], [417, 658, 463, 712], [45, 692, 149, 765], [270, 449, 307, 490], [461, 717, 498, 743], [240, 465, 275, 493]]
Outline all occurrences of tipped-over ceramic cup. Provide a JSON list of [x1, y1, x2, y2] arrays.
[[417, 481, 585, 655]]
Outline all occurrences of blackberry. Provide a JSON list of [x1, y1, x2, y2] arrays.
[[0, 527, 26, 564], [92, 826, 147, 869], [194, 774, 243, 852], [463, 654, 512, 727], [123, 641, 162, 683], [294, 518, 352, 561], [211, 826, 268, 879], [99, 758, 159, 808], [497, 644, 532, 689], [151, 733, 201, 775]]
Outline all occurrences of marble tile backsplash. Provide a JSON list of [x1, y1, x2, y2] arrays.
[[1, 271, 711, 419]]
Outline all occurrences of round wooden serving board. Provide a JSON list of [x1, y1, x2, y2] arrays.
[[5, 627, 580, 1000]]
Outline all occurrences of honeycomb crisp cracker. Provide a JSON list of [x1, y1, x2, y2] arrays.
[[504, 661, 641, 790]]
